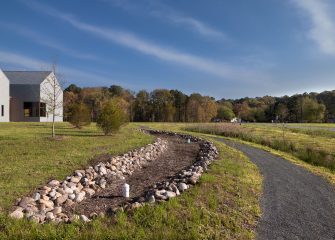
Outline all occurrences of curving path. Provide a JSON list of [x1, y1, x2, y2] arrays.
[[216, 137, 335, 240]]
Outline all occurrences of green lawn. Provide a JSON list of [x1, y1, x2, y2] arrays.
[[0, 122, 261, 239], [0, 122, 153, 210]]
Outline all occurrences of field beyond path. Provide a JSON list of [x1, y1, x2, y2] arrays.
[[217, 138, 335, 240]]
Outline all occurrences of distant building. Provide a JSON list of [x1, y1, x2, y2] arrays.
[[0, 70, 10, 122], [0, 69, 63, 122], [230, 117, 241, 123]]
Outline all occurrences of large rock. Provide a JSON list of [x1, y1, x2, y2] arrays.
[[165, 191, 177, 199], [178, 183, 188, 192], [18, 197, 35, 208], [10, 208, 24, 219], [39, 199, 54, 209], [70, 176, 81, 183], [75, 192, 86, 203], [56, 194, 68, 205], [80, 215, 90, 222], [48, 180, 60, 187]]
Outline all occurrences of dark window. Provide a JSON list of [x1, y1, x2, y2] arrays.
[[23, 102, 42, 117], [1, 105, 4, 117], [40, 102, 46, 117]]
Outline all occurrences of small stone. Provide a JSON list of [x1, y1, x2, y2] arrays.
[[188, 175, 199, 185], [75, 192, 86, 203], [49, 191, 56, 198], [165, 191, 177, 198], [48, 180, 60, 187], [39, 199, 54, 209], [147, 195, 155, 203], [178, 183, 188, 192], [10, 208, 24, 219], [68, 193, 76, 200], [70, 176, 81, 183], [53, 207, 62, 215], [80, 215, 90, 222], [32, 192, 41, 201], [18, 197, 35, 208], [99, 166, 107, 175], [46, 212, 55, 221], [56, 194, 68, 205]]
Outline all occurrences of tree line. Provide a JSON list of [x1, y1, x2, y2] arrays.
[[64, 84, 335, 123]]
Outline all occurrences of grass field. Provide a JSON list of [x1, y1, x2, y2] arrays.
[[185, 122, 335, 171], [0, 122, 261, 239]]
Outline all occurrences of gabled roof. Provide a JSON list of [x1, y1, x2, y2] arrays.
[[3, 71, 52, 85]]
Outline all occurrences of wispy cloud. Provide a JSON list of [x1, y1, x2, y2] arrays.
[[0, 22, 99, 61], [0, 50, 125, 86], [106, 0, 226, 40], [292, 0, 335, 56], [23, 0, 268, 83]]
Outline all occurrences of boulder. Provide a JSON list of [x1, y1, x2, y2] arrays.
[[39, 199, 54, 209], [48, 180, 60, 187], [10, 208, 24, 219], [56, 194, 68, 205], [75, 192, 86, 203]]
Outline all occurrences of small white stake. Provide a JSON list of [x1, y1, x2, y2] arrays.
[[122, 183, 130, 198], [187, 138, 191, 144]]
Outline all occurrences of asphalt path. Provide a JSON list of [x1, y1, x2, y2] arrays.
[[216, 138, 335, 240]]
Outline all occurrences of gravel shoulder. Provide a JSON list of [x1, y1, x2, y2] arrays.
[[216, 137, 335, 240]]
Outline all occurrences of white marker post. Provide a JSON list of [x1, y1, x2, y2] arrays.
[[187, 138, 191, 144], [122, 183, 130, 198]]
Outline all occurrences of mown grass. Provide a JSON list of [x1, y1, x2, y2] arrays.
[[0, 122, 153, 210], [0, 122, 261, 239], [185, 123, 335, 171]]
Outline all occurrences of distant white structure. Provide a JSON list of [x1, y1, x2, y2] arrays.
[[0, 70, 10, 122], [230, 117, 241, 123], [0, 70, 63, 122]]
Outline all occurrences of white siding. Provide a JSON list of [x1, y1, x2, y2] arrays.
[[0, 70, 9, 122], [40, 72, 63, 122]]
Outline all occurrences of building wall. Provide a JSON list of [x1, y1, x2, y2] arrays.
[[0, 70, 10, 122], [10, 84, 40, 122], [40, 72, 63, 122]]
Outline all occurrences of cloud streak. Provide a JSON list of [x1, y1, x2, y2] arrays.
[[23, 0, 268, 83], [292, 0, 335, 56], [0, 50, 125, 86], [107, 0, 226, 40], [0, 22, 99, 61]]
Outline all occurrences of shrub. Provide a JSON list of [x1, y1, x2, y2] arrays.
[[68, 103, 91, 129], [97, 99, 128, 135]]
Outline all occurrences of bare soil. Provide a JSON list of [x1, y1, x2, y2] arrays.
[[68, 135, 200, 216]]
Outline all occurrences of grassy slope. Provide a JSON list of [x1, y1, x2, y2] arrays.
[[0, 122, 261, 240]]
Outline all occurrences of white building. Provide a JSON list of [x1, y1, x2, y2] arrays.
[[0, 70, 10, 122], [0, 70, 63, 122]]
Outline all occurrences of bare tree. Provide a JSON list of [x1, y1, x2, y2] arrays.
[[40, 64, 64, 138]]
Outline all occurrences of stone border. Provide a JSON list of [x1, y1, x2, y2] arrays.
[[10, 130, 218, 223], [122, 129, 218, 211], [10, 137, 168, 223]]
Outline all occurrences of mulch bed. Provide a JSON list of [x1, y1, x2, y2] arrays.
[[67, 134, 200, 216]]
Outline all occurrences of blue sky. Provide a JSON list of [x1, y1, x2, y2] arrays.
[[1, 0, 335, 99]]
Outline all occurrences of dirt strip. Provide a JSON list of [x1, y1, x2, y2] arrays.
[[69, 135, 200, 216]]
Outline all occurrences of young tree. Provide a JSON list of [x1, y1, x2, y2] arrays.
[[97, 99, 128, 135], [40, 64, 63, 138], [68, 103, 91, 128]]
